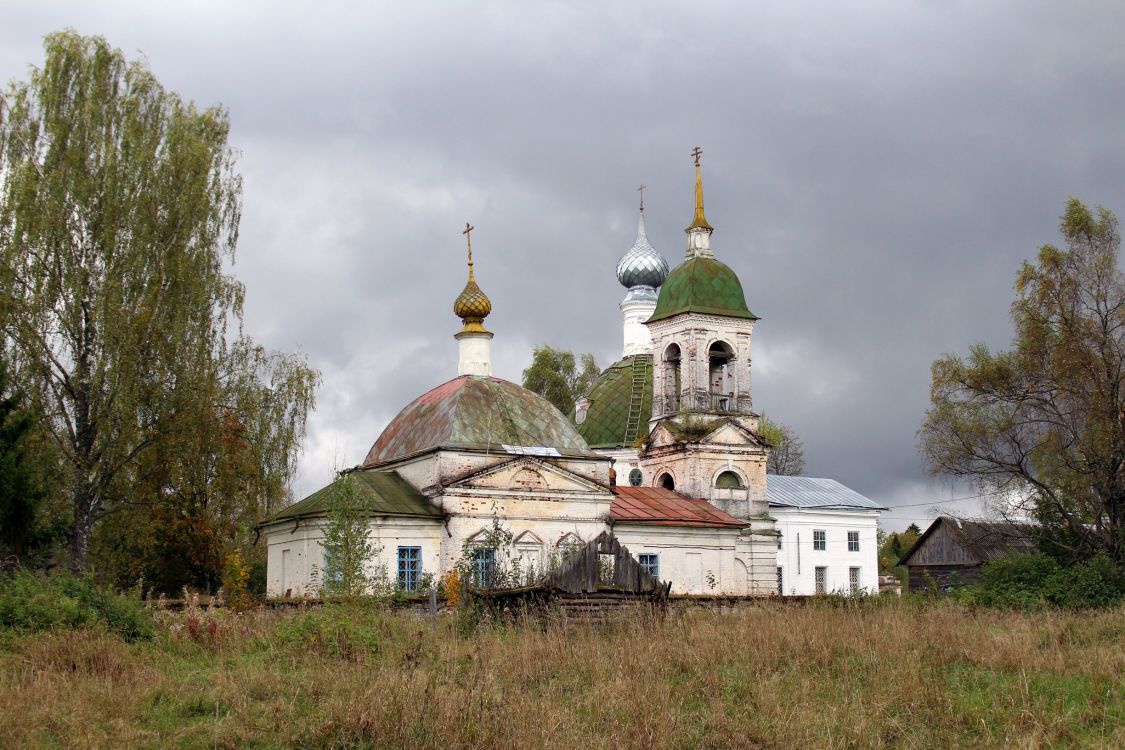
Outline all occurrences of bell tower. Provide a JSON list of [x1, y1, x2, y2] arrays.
[[647, 148, 760, 426], [639, 148, 769, 523]]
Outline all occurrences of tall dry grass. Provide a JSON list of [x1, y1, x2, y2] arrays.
[[0, 598, 1122, 749]]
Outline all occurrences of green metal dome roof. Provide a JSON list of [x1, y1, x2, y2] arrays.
[[647, 257, 758, 323], [574, 355, 653, 448], [365, 376, 594, 464]]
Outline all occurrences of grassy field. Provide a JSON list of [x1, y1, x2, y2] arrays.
[[1, 598, 1122, 749]]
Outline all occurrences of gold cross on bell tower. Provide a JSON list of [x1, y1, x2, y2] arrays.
[[691, 146, 703, 166]]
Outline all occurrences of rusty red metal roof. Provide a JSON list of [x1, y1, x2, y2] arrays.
[[610, 486, 745, 528]]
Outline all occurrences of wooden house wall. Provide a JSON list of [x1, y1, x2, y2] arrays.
[[907, 521, 979, 565], [907, 564, 981, 592]]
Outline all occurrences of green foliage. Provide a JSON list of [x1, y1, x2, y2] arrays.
[[221, 550, 251, 611], [319, 473, 381, 597], [0, 356, 52, 561], [272, 605, 382, 661], [758, 414, 805, 475], [0, 570, 153, 640], [0, 31, 318, 574], [521, 345, 599, 416], [957, 552, 1124, 610], [921, 198, 1125, 564], [878, 527, 919, 578]]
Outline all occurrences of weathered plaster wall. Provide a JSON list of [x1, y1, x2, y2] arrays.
[[263, 516, 443, 597]]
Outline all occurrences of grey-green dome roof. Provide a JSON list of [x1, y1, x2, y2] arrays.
[[366, 375, 594, 464], [574, 355, 653, 448]]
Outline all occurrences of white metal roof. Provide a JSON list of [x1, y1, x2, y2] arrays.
[[767, 475, 886, 510]]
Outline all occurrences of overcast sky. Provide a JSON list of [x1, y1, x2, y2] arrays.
[[5, 1, 1124, 530]]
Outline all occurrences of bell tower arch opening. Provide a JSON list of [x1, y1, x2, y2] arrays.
[[708, 340, 735, 411], [663, 343, 681, 413]]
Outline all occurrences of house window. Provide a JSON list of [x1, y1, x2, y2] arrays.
[[658, 472, 675, 491], [629, 468, 643, 486], [777, 533, 782, 550], [471, 547, 496, 588], [813, 530, 826, 551], [638, 553, 659, 579], [776, 566, 783, 596], [847, 531, 860, 552], [397, 546, 421, 592], [815, 566, 827, 594], [849, 567, 861, 594]]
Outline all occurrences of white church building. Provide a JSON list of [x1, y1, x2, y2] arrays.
[[262, 153, 883, 597]]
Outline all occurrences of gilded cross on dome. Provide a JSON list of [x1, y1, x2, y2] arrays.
[[691, 146, 702, 166], [637, 184, 646, 212], [463, 222, 475, 278], [453, 221, 491, 334]]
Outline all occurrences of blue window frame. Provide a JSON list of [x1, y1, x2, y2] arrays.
[[397, 546, 421, 592], [638, 553, 659, 579], [471, 547, 496, 588]]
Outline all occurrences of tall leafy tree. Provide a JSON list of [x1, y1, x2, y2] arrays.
[[759, 415, 805, 476], [921, 199, 1125, 564], [522, 345, 599, 416], [0, 32, 318, 572]]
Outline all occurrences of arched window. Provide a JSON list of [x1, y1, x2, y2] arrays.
[[715, 470, 743, 489], [658, 472, 675, 490], [708, 341, 735, 410], [663, 343, 681, 412]]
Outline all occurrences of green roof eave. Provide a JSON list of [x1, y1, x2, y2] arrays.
[[647, 304, 759, 324], [266, 470, 443, 524]]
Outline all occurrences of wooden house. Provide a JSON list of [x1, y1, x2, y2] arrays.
[[898, 516, 1036, 592]]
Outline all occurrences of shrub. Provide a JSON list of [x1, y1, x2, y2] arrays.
[[272, 606, 381, 661], [222, 550, 252, 611], [1042, 554, 1124, 609], [0, 570, 153, 640], [962, 552, 1124, 610]]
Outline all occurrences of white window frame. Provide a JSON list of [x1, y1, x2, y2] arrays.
[[813, 529, 826, 551], [847, 531, 860, 552]]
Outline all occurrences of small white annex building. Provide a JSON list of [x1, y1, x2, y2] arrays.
[[262, 153, 883, 598], [769, 476, 884, 596]]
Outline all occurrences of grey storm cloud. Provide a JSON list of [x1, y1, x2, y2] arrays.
[[4, 1, 1124, 529]]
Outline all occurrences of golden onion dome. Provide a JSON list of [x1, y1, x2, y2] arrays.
[[455, 222, 492, 334]]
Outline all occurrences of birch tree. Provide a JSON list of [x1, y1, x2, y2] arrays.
[[921, 199, 1125, 564], [0, 31, 317, 571]]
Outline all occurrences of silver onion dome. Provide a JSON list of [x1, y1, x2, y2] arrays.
[[616, 211, 669, 290]]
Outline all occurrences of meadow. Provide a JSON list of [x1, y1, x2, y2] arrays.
[[1, 598, 1122, 749]]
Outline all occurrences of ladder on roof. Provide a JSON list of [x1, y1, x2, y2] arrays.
[[622, 357, 648, 445]]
